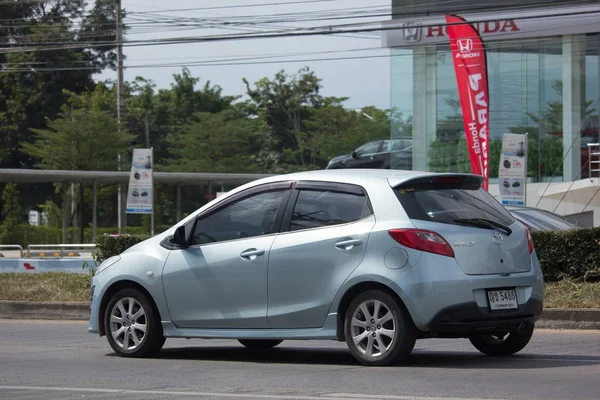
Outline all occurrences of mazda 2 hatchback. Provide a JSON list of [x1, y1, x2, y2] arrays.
[[89, 169, 544, 366]]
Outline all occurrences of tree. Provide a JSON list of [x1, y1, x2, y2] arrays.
[[244, 67, 324, 166], [507, 80, 589, 181], [166, 108, 266, 173], [0, 184, 22, 245], [80, 0, 124, 72], [0, 0, 120, 171], [22, 86, 135, 241]]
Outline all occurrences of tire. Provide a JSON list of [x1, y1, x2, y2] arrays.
[[344, 290, 416, 366], [469, 323, 535, 356], [238, 339, 283, 349], [104, 288, 165, 358]]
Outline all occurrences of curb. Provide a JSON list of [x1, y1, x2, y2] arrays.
[[0, 301, 90, 321], [535, 308, 600, 330], [1, 301, 599, 330]]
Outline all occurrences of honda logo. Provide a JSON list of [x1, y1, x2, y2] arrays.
[[457, 38, 474, 53], [402, 22, 422, 42]]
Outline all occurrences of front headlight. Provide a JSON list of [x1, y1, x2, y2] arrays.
[[95, 256, 121, 275]]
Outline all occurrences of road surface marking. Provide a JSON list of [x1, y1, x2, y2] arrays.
[[0, 386, 500, 400]]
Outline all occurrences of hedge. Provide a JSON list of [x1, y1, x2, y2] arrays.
[[93, 233, 152, 265], [532, 227, 600, 282], [0, 224, 169, 247], [91, 227, 600, 282]]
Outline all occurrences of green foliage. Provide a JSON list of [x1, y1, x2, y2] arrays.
[[23, 86, 135, 171], [244, 67, 325, 165], [0, 224, 168, 248], [428, 137, 471, 173], [93, 233, 152, 264], [0, 184, 22, 244], [532, 227, 600, 282], [0, 0, 118, 170], [167, 108, 266, 173]]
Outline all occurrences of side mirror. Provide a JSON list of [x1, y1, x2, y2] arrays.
[[171, 225, 189, 249], [351, 151, 358, 159]]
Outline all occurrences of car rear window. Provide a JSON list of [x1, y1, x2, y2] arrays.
[[395, 183, 515, 227]]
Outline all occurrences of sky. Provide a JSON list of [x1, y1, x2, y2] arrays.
[[98, 0, 391, 110]]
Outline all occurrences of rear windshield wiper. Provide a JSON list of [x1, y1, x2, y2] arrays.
[[453, 218, 512, 236]]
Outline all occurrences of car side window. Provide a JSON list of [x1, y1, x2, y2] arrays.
[[191, 190, 287, 245], [290, 189, 372, 232], [355, 141, 380, 158]]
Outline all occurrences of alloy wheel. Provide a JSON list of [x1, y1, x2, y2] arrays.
[[109, 297, 147, 351], [350, 299, 396, 357]]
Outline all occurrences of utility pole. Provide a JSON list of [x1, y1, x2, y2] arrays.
[[116, 0, 125, 233]]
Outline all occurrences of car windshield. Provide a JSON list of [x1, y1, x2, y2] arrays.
[[396, 183, 515, 227], [510, 208, 580, 231]]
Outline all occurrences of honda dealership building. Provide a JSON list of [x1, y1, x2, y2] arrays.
[[383, 0, 600, 225]]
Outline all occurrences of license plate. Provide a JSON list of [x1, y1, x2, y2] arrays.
[[487, 289, 518, 311]]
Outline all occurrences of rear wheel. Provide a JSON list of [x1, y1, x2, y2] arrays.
[[238, 339, 283, 349], [104, 288, 165, 358], [344, 290, 416, 366], [469, 323, 535, 356]]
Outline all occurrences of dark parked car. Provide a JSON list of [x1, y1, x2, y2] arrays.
[[326, 138, 412, 170], [506, 206, 583, 231]]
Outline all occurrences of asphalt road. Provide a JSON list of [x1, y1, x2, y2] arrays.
[[0, 321, 598, 400]]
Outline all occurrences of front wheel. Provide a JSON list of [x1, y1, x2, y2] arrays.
[[469, 323, 535, 356], [344, 290, 416, 366], [238, 339, 283, 349], [104, 288, 165, 358]]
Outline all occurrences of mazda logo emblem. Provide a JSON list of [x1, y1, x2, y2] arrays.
[[491, 231, 504, 245]]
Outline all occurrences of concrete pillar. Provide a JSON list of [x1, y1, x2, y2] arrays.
[[562, 34, 585, 181], [411, 46, 437, 171], [390, 47, 414, 169], [92, 181, 97, 241]]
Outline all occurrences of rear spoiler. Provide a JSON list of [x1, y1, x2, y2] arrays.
[[392, 174, 483, 191]]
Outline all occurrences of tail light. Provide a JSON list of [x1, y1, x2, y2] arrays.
[[389, 229, 455, 258], [525, 227, 534, 254]]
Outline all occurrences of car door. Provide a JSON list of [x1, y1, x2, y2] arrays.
[[372, 140, 392, 169], [267, 181, 376, 329], [161, 182, 292, 329], [389, 138, 413, 170], [346, 141, 382, 169]]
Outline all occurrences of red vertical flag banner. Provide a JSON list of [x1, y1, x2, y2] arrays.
[[445, 14, 490, 191]]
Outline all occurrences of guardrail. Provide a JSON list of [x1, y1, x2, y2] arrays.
[[0, 245, 24, 258], [26, 244, 97, 258]]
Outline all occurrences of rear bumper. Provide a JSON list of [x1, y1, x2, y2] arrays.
[[425, 297, 543, 335]]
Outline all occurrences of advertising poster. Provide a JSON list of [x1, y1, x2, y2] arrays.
[[126, 148, 153, 214], [445, 14, 490, 191], [499, 133, 527, 206]]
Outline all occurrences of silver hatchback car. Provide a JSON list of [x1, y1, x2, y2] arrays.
[[89, 169, 544, 366]]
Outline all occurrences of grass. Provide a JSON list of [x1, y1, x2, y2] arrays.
[[0, 273, 91, 302], [0, 273, 598, 308], [543, 279, 600, 309]]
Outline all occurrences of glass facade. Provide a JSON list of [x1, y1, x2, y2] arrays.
[[390, 33, 600, 183]]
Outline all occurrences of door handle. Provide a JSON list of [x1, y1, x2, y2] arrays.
[[335, 239, 362, 250], [240, 248, 265, 260]]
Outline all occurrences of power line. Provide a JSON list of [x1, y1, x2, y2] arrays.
[[535, 93, 600, 208], [3, 36, 597, 73], [2, 7, 600, 55], [126, 0, 343, 15]]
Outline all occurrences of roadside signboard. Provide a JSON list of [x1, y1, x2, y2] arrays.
[[499, 133, 527, 206], [126, 148, 153, 214]]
